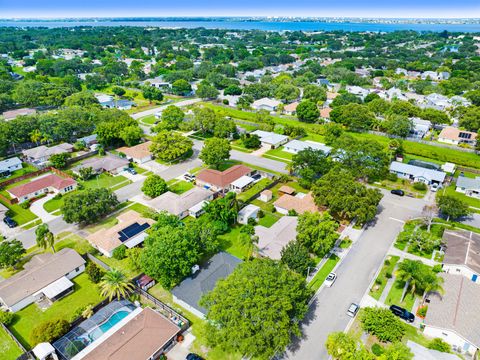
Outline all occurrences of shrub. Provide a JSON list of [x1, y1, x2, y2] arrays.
[[86, 262, 104, 283], [247, 217, 257, 226], [432, 264, 443, 273], [360, 307, 405, 342], [385, 272, 392, 279], [386, 172, 398, 182], [20, 201, 30, 209], [417, 306, 428, 318], [413, 182, 427, 191], [384, 259, 391, 266], [0, 311, 15, 326], [371, 343, 384, 356], [257, 209, 265, 218], [31, 319, 70, 344], [112, 245, 127, 260], [222, 99, 229, 105], [375, 278, 383, 285], [428, 338, 451, 353]]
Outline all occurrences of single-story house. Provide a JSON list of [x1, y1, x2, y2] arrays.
[[283, 102, 299, 115], [406, 340, 459, 360], [237, 204, 260, 225], [442, 230, 480, 283], [251, 98, 281, 112], [438, 126, 477, 146], [22, 143, 74, 165], [230, 175, 255, 193], [2, 108, 36, 121], [283, 139, 332, 155], [101, 99, 136, 110], [424, 274, 480, 357], [0, 248, 85, 312], [346, 85, 370, 100], [389, 161, 446, 185], [77, 134, 98, 147], [7, 173, 77, 203], [72, 154, 129, 176], [87, 210, 155, 257], [117, 141, 153, 164], [410, 118, 432, 138], [146, 187, 214, 219], [320, 107, 332, 119], [172, 252, 242, 318], [144, 77, 172, 90], [196, 165, 253, 193], [95, 94, 113, 104], [0, 157, 22, 177], [255, 216, 298, 260], [259, 189, 273, 202], [250, 130, 289, 149], [456, 176, 480, 199], [274, 192, 318, 215]]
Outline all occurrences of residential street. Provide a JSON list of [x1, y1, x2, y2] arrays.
[[130, 98, 202, 120], [283, 192, 426, 360], [230, 149, 288, 174]]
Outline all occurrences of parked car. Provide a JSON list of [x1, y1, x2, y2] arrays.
[[3, 216, 17, 228], [324, 272, 337, 287], [389, 305, 415, 323], [347, 303, 360, 317], [390, 189, 405, 196], [126, 167, 137, 175], [430, 183, 440, 192], [186, 354, 203, 360], [184, 173, 196, 182]]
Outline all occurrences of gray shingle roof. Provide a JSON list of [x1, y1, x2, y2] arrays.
[[456, 176, 480, 191], [443, 230, 480, 274], [389, 161, 446, 183], [171, 252, 241, 316]]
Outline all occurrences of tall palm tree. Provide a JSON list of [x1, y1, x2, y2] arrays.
[[30, 129, 41, 145], [35, 224, 55, 253], [396, 259, 422, 301], [99, 269, 134, 301]]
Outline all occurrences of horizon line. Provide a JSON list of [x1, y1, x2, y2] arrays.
[[1, 16, 480, 20]]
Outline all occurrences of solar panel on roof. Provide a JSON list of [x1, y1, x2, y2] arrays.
[[459, 132, 472, 139], [118, 222, 150, 242]]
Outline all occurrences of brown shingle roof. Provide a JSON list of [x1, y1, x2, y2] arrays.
[[274, 193, 318, 214], [278, 185, 296, 195], [196, 165, 252, 188], [82, 307, 180, 360], [8, 174, 76, 198], [283, 102, 299, 112], [439, 126, 477, 142], [117, 141, 152, 160]]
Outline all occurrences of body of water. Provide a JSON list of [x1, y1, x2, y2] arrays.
[[1, 20, 480, 32]]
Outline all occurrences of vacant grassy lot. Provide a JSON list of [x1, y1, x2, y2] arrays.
[[0, 326, 23, 360], [309, 254, 340, 292]]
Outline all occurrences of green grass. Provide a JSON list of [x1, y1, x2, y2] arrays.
[[384, 279, 416, 311], [131, 164, 148, 174], [0, 326, 23, 360], [139, 114, 157, 125], [54, 233, 95, 255], [237, 178, 273, 202], [168, 180, 194, 194], [82, 173, 130, 190], [370, 255, 400, 300], [0, 199, 38, 225], [43, 194, 66, 213], [339, 238, 353, 249], [21, 219, 42, 230], [128, 202, 154, 216], [94, 254, 139, 279], [264, 146, 293, 161], [443, 184, 480, 210], [9, 273, 103, 349], [218, 226, 252, 260], [257, 212, 280, 227], [308, 254, 340, 292], [0, 163, 37, 182], [402, 324, 432, 348]]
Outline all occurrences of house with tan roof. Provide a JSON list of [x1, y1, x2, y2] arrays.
[[87, 210, 155, 257], [438, 126, 477, 146], [22, 143, 73, 165], [442, 230, 480, 283], [255, 216, 298, 260], [283, 101, 299, 115], [8, 173, 77, 203], [2, 108, 36, 121], [0, 248, 85, 312], [424, 274, 480, 357], [320, 107, 332, 119], [196, 165, 253, 193], [117, 141, 153, 164], [72, 154, 129, 176], [274, 192, 318, 215]]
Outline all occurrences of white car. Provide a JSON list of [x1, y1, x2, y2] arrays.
[[430, 183, 441, 192], [347, 303, 360, 317], [324, 272, 337, 287]]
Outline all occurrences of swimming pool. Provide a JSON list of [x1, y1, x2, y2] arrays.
[[88, 310, 131, 341]]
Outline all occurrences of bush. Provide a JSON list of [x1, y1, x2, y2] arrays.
[[31, 319, 70, 344], [413, 182, 427, 191], [257, 209, 265, 218], [86, 262, 104, 283], [417, 306, 428, 318], [247, 217, 257, 226], [20, 201, 30, 209], [384, 259, 391, 266], [428, 338, 451, 353], [371, 343, 384, 356], [0, 311, 15, 326], [360, 307, 405, 342], [222, 99, 229, 105], [385, 272, 392, 279], [386, 173, 398, 182], [112, 245, 127, 260]]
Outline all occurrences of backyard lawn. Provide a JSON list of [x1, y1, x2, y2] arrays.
[[257, 212, 280, 227], [370, 255, 400, 300], [218, 226, 252, 260], [237, 178, 273, 202], [309, 254, 340, 292], [0, 163, 37, 182], [0, 326, 23, 360], [9, 273, 103, 349], [54, 233, 95, 255]]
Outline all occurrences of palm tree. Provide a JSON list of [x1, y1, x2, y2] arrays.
[[99, 269, 134, 301], [396, 259, 423, 301], [35, 224, 55, 253], [30, 129, 41, 145]]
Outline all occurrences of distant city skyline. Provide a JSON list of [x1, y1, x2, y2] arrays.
[[1, 0, 480, 19]]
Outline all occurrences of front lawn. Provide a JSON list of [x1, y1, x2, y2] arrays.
[[43, 194, 68, 213], [0, 327, 23, 360], [308, 254, 340, 292], [264, 146, 293, 161], [168, 179, 194, 194], [81, 173, 130, 190], [384, 279, 416, 311], [443, 184, 480, 211], [9, 273, 103, 349], [0, 199, 38, 225], [370, 255, 400, 300], [139, 114, 157, 125]]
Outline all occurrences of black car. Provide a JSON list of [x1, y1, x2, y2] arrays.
[[3, 216, 17, 228], [389, 305, 415, 322], [390, 189, 405, 196], [186, 354, 203, 360]]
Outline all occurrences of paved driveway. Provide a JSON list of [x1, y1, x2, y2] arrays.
[[283, 193, 425, 360], [29, 193, 58, 222]]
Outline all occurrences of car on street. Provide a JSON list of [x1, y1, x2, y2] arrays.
[[3, 216, 17, 228], [347, 303, 360, 317], [390, 189, 405, 196], [324, 272, 337, 287], [184, 173, 196, 182], [389, 305, 415, 322]]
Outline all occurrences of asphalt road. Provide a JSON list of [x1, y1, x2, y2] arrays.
[[284, 192, 425, 360], [230, 149, 288, 174]]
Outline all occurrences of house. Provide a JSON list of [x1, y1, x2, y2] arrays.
[[389, 162, 446, 185], [410, 118, 431, 138], [421, 71, 440, 80], [424, 274, 480, 357], [72, 154, 130, 176], [406, 340, 459, 360], [456, 176, 480, 199], [425, 93, 450, 111], [283, 140, 332, 155], [251, 98, 281, 112], [144, 77, 172, 90], [346, 85, 370, 100], [77, 134, 98, 147], [255, 216, 298, 260], [146, 187, 214, 219], [278, 185, 296, 196], [172, 252, 242, 318], [0, 157, 22, 177], [2, 108, 36, 121], [259, 189, 273, 202], [283, 102, 299, 115], [274, 192, 318, 215], [95, 94, 113, 104], [237, 204, 260, 225], [0, 248, 85, 312], [230, 175, 256, 193], [442, 230, 480, 283], [250, 130, 289, 149], [22, 143, 74, 165], [320, 107, 332, 120], [117, 141, 153, 164], [87, 210, 155, 257], [101, 99, 136, 110], [196, 165, 253, 193], [8, 173, 77, 203], [438, 127, 477, 146]]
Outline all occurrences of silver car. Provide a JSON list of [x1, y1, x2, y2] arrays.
[[347, 303, 360, 317], [324, 272, 337, 287]]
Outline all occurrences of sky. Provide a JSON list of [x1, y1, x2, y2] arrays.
[[1, 0, 480, 19]]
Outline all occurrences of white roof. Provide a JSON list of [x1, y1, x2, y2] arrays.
[[189, 200, 209, 214], [389, 161, 446, 183], [0, 157, 22, 171], [284, 139, 332, 155], [406, 341, 458, 360], [442, 162, 456, 173], [231, 175, 255, 189], [35, 276, 74, 299], [252, 97, 281, 108], [251, 130, 288, 146], [33, 342, 56, 360], [238, 204, 260, 217]]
